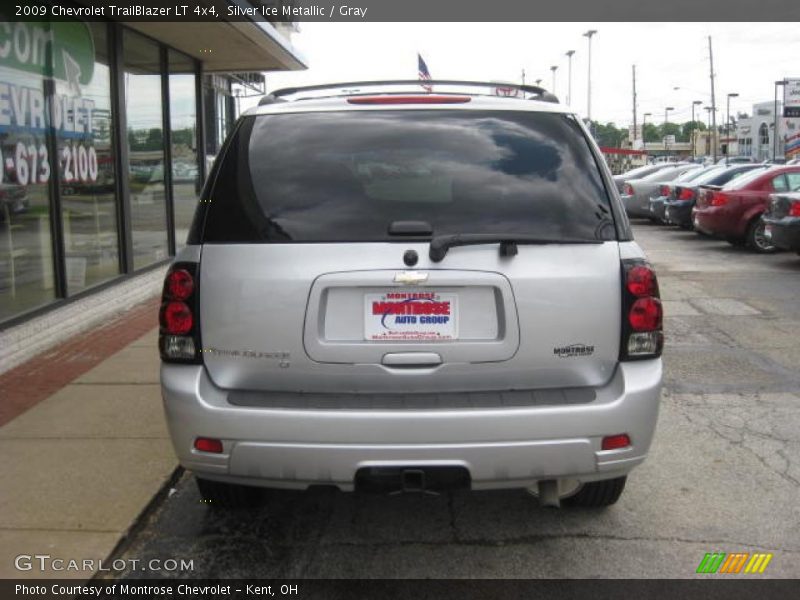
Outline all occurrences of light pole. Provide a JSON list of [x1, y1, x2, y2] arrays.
[[725, 92, 738, 163], [773, 80, 787, 160], [583, 29, 597, 133], [664, 106, 674, 160], [535, 78, 542, 87], [550, 65, 558, 95], [565, 50, 575, 105], [642, 112, 652, 160], [691, 100, 702, 160]]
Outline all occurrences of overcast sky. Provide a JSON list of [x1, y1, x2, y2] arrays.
[[250, 22, 799, 129]]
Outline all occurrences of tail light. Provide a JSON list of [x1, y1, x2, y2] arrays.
[[623, 183, 634, 196], [678, 188, 695, 200], [710, 192, 729, 206], [159, 263, 201, 363], [790, 201, 800, 217], [659, 185, 670, 197], [620, 260, 663, 361]]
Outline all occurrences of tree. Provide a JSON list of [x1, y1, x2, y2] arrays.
[[643, 123, 660, 143], [590, 121, 627, 147], [682, 120, 706, 141]]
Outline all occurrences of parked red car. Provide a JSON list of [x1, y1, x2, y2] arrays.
[[692, 166, 800, 252]]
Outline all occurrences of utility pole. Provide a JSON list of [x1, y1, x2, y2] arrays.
[[566, 50, 575, 105], [632, 65, 638, 148], [550, 65, 558, 95], [708, 36, 718, 163], [583, 29, 597, 134]]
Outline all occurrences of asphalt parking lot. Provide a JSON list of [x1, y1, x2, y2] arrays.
[[112, 222, 800, 579]]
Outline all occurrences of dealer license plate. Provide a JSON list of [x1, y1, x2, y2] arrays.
[[364, 292, 457, 341]]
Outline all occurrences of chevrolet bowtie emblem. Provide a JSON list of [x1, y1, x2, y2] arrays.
[[393, 271, 429, 285]]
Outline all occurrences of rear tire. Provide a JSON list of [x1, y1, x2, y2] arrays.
[[562, 476, 627, 508], [196, 477, 262, 509], [745, 218, 777, 253]]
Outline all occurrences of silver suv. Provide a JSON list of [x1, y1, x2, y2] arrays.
[[159, 81, 663, 509]]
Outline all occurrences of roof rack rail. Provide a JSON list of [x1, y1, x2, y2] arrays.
[[268, 80, 560, 104]]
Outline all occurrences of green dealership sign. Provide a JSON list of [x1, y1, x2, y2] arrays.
[[0, 19, 95, 88]]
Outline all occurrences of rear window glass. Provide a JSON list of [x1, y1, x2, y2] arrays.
[[200, 110, 615, 243], [721, 167, 770, 190], [708, 165, 765, 186], [639, 166, 692, 182], [677, 167, 718, 183]]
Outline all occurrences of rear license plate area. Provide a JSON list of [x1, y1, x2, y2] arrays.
[[364, 292, 457, 341]]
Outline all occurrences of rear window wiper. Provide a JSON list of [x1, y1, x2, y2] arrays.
[[429, 233, 605, 262]]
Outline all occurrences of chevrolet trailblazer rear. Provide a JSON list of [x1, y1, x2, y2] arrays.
[[159, 81, 663, 509]]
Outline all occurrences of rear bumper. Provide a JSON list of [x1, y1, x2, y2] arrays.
[[622, 194, 651, 218], [692, 205, 742, 238], [764, 217, 800, 251], [665, 200, 694, 226], [648, 197, 668, 221], [161, 361, 663, 491]]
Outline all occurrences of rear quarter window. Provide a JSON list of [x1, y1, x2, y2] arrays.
[[199, 109, 616, 243]]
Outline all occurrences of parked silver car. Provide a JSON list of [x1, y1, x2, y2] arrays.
[[621, 163, 702, 219], [159, 81, 664, 509], [612, 163, 680, 194]]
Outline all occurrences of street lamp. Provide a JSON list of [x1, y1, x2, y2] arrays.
[[535, 78, 542, 87], [565, 50, 575, 105], [774, 80, 788, 160], [725, 92, 739, 163], [583, 29, 597, 133], [642, 112, 652, 154], [550, 65, 558, 95], [691, 100, 703, 160], [664, 106, 674, 159]]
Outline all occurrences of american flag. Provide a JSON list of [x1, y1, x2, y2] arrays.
[[418, 54, 432, 92]]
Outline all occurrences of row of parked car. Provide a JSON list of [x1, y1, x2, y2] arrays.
[[615, 159, 800, 254]]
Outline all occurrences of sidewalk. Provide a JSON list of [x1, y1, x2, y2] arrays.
[[0, 298, 177, 579]]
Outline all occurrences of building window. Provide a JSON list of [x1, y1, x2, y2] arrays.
[[759, 123, 769, 147], [168, 50, 199, 250], [0, 20, 57, 320], [57, 22, 120, 294], [123, 29, 168, 270]]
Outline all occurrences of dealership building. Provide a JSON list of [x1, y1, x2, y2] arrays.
[[0, 8, 305, 370]]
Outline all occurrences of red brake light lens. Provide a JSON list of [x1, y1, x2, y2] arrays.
[[629, 297, 663, 331], [167, 269, 194, 300], [678, 188, 694, 200], [660, 185, 670, 196], [626, 265, 657, 297], [161, 301, 193, 335], [623, 183, 633, 195], [194, 438, 223, 453], [347, 95, 471, 105], [789, 201, 800, 217], [710, 192, 728, 206], [602, 434, 631, 451]]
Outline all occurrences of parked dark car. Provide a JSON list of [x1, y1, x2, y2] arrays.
[[648, 166, 723, 224], [763, 192, 800, 254], [664, 164, 767, 229], [612, 163, 678, 194], [692, 166, 800, 252], [0, 183, 29, 222]]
